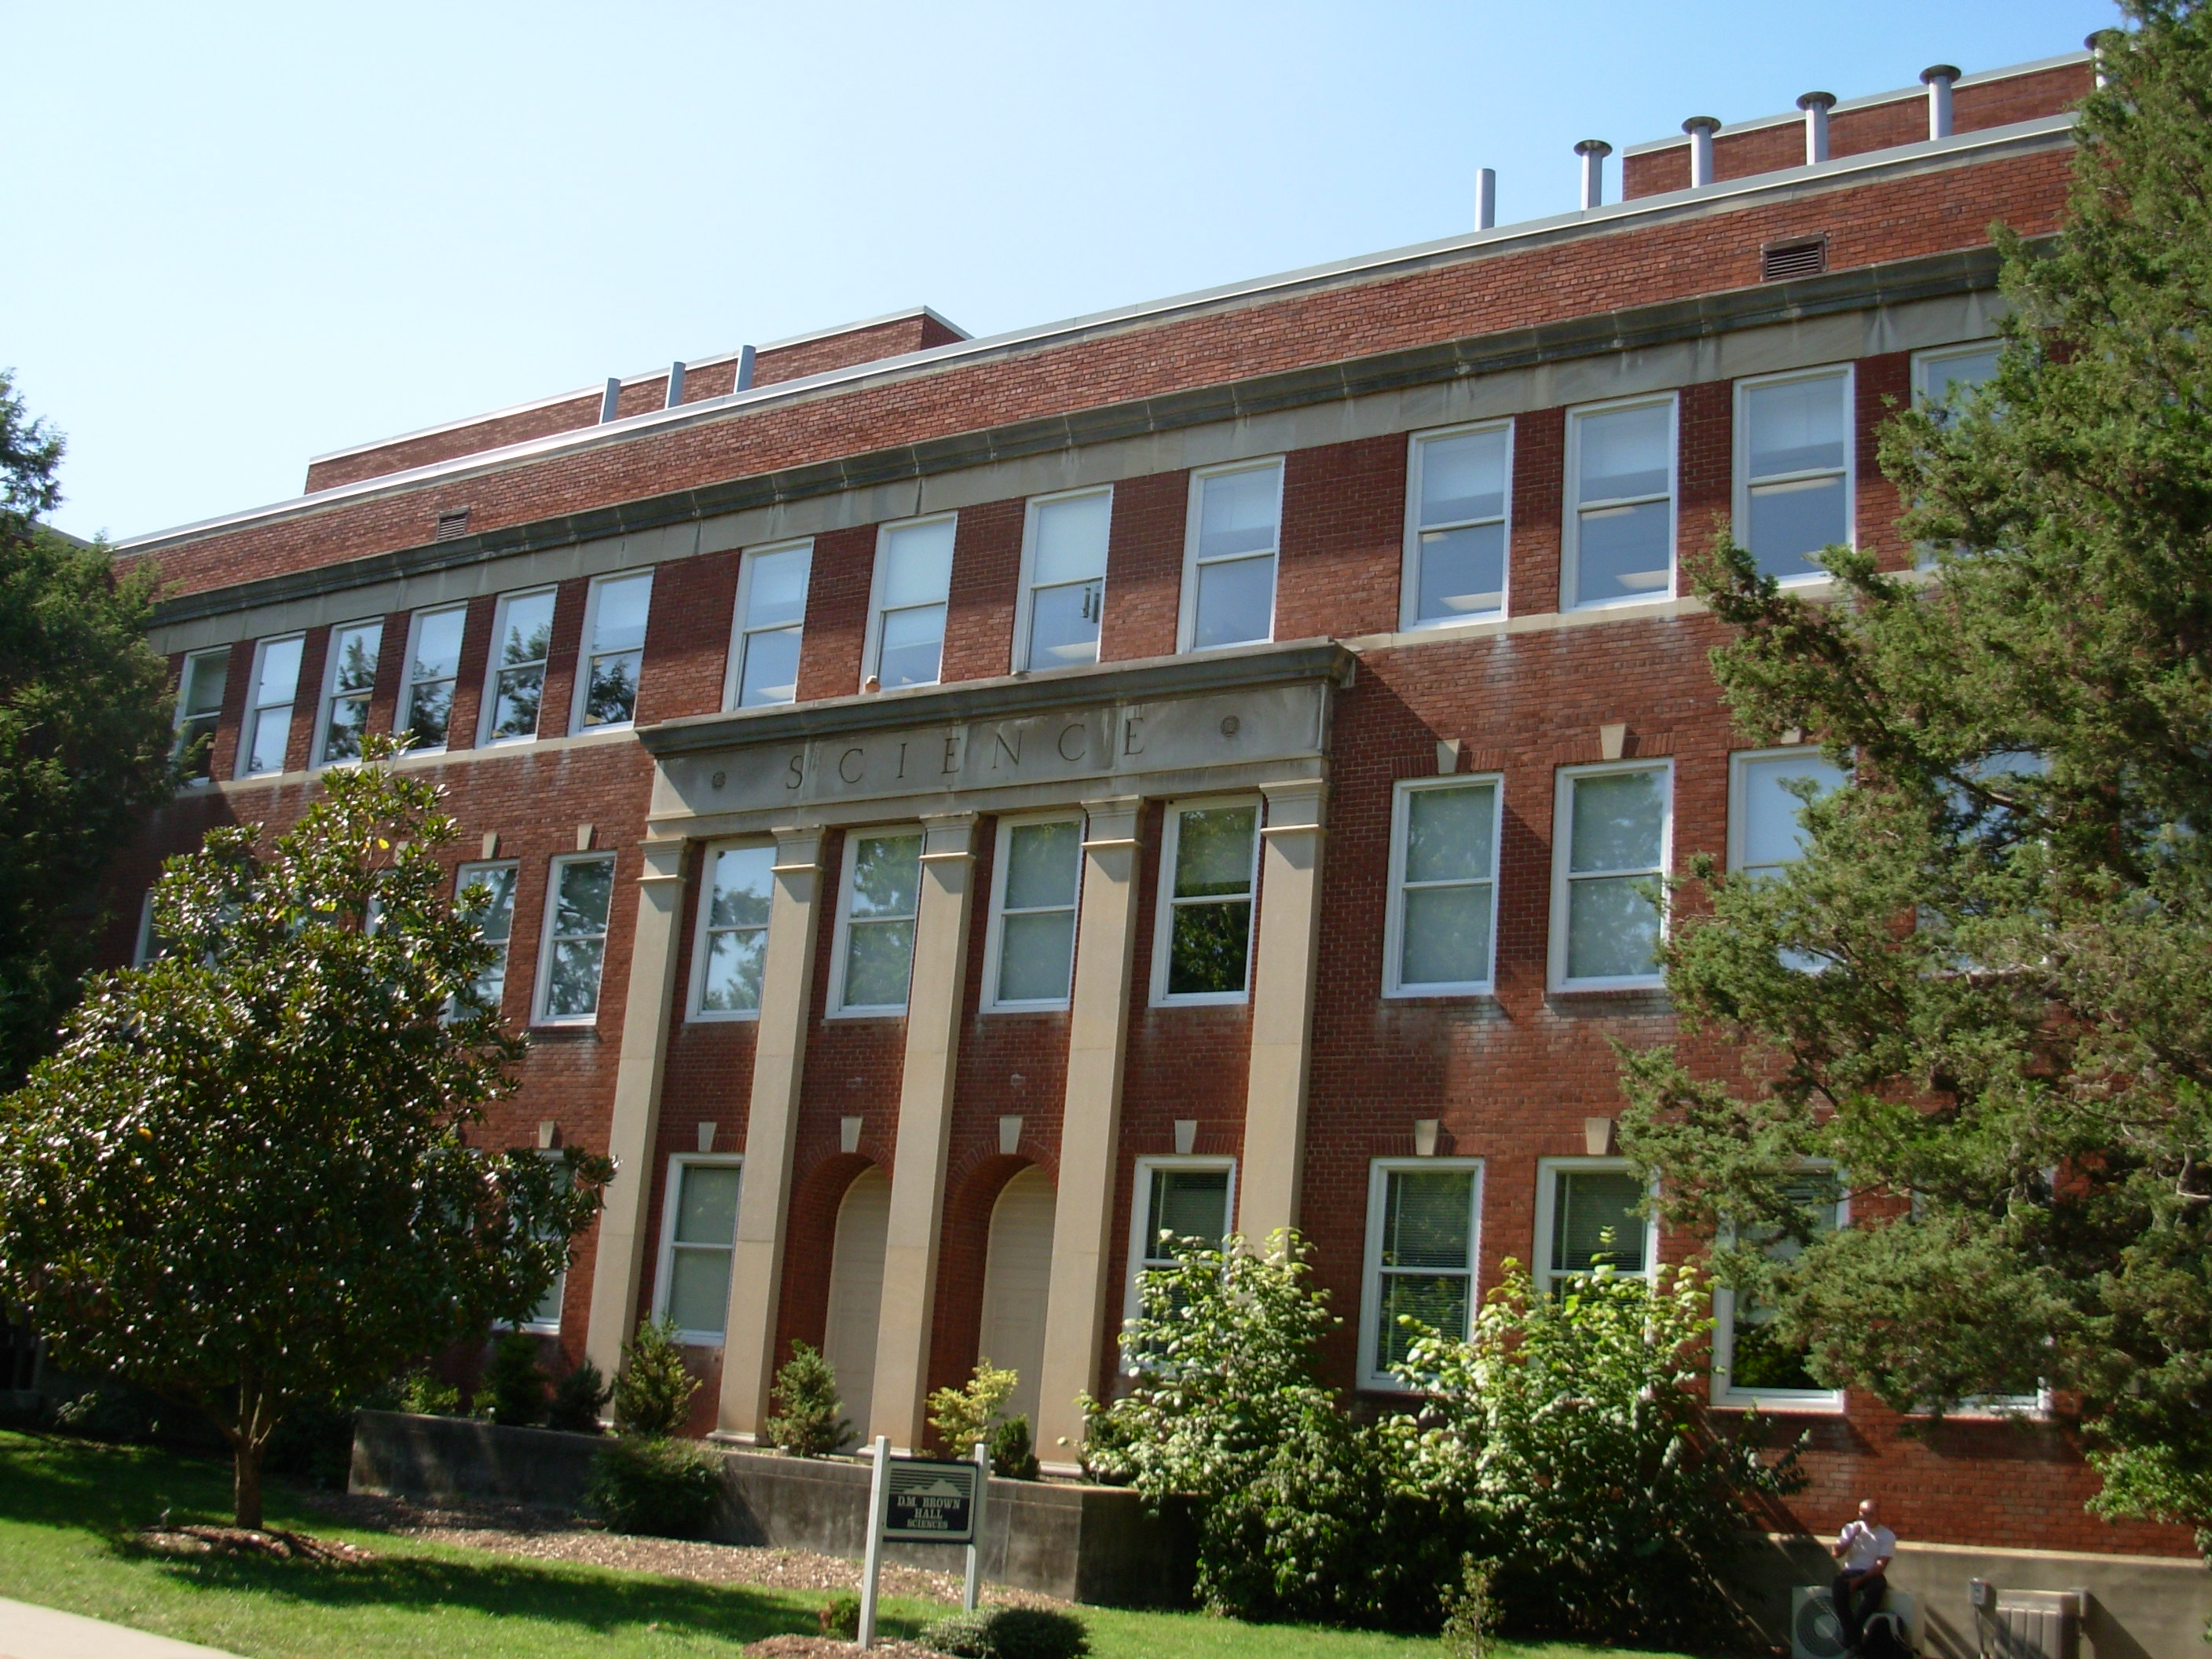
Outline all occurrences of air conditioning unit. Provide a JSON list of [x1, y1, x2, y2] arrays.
[[1792, 1587, 1920, 1659]]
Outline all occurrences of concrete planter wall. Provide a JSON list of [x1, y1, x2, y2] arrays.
[[350, 1410, 1194, 1607]]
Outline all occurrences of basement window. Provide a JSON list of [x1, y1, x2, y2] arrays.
[[1760, 236, 1828, 281]]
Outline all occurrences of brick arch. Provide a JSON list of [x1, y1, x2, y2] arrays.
[[925, 1152, 1048, 1441], [774, 1152, 877, 1368]]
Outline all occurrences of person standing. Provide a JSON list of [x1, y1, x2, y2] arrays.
[[1829, 1496, 1897, 1651]]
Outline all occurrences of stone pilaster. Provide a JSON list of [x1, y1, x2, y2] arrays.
[[1236, 781, 1327, 1246]]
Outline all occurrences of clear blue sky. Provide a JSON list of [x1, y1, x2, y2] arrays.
[[11, 0, 2111, 544]]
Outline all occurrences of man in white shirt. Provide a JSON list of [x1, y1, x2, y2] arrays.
[[1829, 1496, 1897, 1651]]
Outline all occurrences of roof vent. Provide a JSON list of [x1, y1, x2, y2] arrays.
[[1760, 235, 1828, 281], [434, 508, 472, 542]]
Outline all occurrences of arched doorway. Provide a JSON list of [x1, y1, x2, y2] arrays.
[[976, 1165, 1056, 1432], [822, 1166, 891, 1446]]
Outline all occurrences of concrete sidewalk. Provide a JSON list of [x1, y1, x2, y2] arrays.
[[0, 1598, 245, 1659]]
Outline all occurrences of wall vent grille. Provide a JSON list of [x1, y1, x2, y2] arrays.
[[434, 509, 472, 542], [1761, 236, 1829, 281]]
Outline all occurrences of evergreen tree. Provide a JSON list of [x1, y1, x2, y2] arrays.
[[1618, 2, 2212, 1564], [764, 1340, 849, 1456]]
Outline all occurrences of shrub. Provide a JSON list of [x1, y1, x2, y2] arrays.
[[918, 1606, 1089, 1659], [400, 1370, 462, 1415], [987, 1414, 1038, 1480], [482, 1331, 548, 1427], [818, 1591, 861, 1638], [545, 1359, 611, 1435], [1439, 1558, 1500, 1659], [584, 1434, 723, 1537], [928, 1358, 1016, 1456], [764, 1340, 849, 1456], [611, 1317, 697, 1437]]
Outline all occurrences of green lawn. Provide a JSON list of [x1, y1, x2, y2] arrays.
[[0, 1430, 1683, 1659]]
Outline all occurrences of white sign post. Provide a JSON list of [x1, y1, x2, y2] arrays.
[[961, 1439, 988, 1613], [856, 1435, 985, 1650], [858, 1436, 892, 1650]]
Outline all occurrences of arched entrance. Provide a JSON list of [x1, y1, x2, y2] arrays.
[[822, 1166, 891, 1446], [976, 1165, 1056, 1432]]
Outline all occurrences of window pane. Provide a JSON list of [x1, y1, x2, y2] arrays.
[[1173, 808, 1257, 898], [530, 1271, 566, 1329], [1004, 820, 1079, 911], [1401, 884, 1493, 987], [1576, 500, 1672, 600], [1553, 1170, 1646, 1273], [329, 624, 379, 694], [1197, 468, 1279, 558], [1149, 1168, 1229, 1251], [407, 679, 455, 749], [1419, 428, 1508, 526], [998, 910, 1075, 1002], [882, 521, 955, 607], [738, 625, 802, 706], [247, 706, 291, 775], [1405, 784, 1496, 884], [461, 866, 518, 945], [1747, 476, 1847, 578], [1746, 376, 1847, 478], [709, 846, 775, 928], [844, 919, 916, 1007], [1033, 493, 1110, 586], [878, 603, 946, 688], [1376, 1273, 1469, 1372], [851, 835, 922, 919], [1383, 1170, 1473, 1269], [702, 927, 767, 1011], [745, 547, 811, 629], [498, 592, 555, 668], [584, 652, 640, 726], [1566, 877, 1661, 980], [1192, 554, 1275, 648], [555, 859, 616, 936], [181, 653, 228, 718], [1923, 348, 2001, 426], [667, 1249, 732, 1337], [491, 665, 544, 740], [1740, 756, 1848, 871], [1168, 900, 1251, 996], [412, 608, 467, 683], [1416, 522, 1506, 621], [591, 573, 653, 654], [323, 695, 371, 762], [1569, 771, 1665, 873], [254, 636, 303, 706], [1028, 580, 1102, 667], [1577, 404, 1670, 501], [676, 1164, 742, 1245], [545, 938, 607, 1016]]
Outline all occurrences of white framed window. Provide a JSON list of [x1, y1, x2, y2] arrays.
[[1402, 422, 1511, 629], [1358, 1158, 1485, 1392], [238, 634, 305, 778], [1151, 798, 1262, 1006], [983, 814, 1082, 1011], [174, 647, 229, 784], [482, 587, 558, 745], [1550, 760, 1672, 992], [655, 1154, 744, 1344], [454, 861, 519, 1016], [1180, 460, 1283, 652], [314, 618, 383, 767], [1122, 1155, 1237, 1329], [518, 1148, 572, 1334], [1563, 394, 1676, 610], [863, 515, 956, 690], [1734, 366, 1854, 584], [574, 569, 654, 731], [133, 890, 161, 966], [1712, 1166, 1848, 1411], [828, 828, 924, 1016], [533, 852, 616, 1024], [1914, 340, 2001, 427], [725, 540, 812, 709], [1729, 748, 1851, 880], [690, 841, 775, 1020], [1534, 1158, 1657, 1296], [1016, 488, 1111, 672], [1384, 775, 1503, 997], [397, 605, 468, 753]]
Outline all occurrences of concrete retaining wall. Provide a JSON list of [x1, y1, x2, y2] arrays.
[[350, 1410, 1193, 1606]]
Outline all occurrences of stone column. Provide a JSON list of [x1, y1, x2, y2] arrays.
[[1034, 797, 1145, 1475], [583, 837, 690, 1379], [716, 828, 824, 1440], [1236, 781, 1328, 1247], [866, 813, 979, 1452]]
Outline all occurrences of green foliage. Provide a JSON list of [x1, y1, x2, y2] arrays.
[[819, 1590, 861, 1638], [0, 371, 176, 1087], [1614, 2, 2212, 1575], [483, 1332, 548, 1428], [1397, 1262, 1800, 1645], [545, 1360, 610, 1435], [610, 1318, 698, 1438], [582, 1434, 723, 1538], [928, 1357, 1017, 1456], [918, 1606, 1090, 1659], [0, 745, 612, 1528], [988, 1413, 1039, 1481], [401, 1371, 463, 1417], [763, 1340, 848, 1456], [1437, 1558, 1498, 1659]]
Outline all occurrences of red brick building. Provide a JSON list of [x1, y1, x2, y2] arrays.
[[110, 45, 2207, 1635]]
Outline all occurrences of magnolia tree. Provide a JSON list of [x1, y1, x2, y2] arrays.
[[0, 743, 610, 1527]]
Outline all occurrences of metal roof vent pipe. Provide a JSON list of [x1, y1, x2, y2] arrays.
[[1474, 167, 1497, 231], [734, 344, 757, 392], [1798, 91, 1836, 164], [664, 361, 687, 408], [2086, 30, 2114, 87], [1682, 116, 1719, 187], [1922, 64, 1960, 140], [598, 377, 621, 423], [1576, 138, 1612, 210]]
